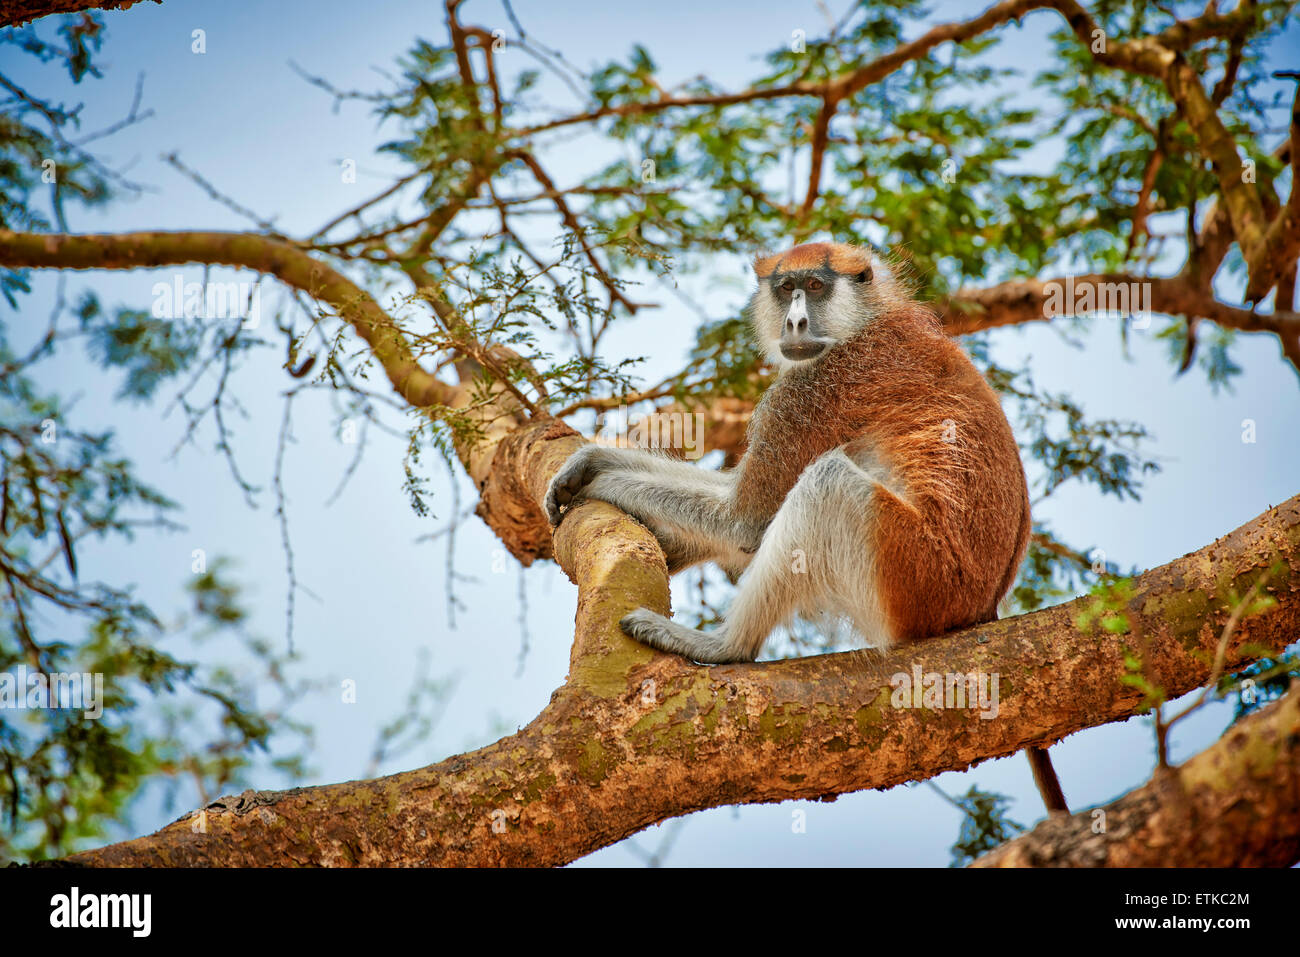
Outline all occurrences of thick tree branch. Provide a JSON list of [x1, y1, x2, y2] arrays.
[[973, 683, 1300, 867], [59, 485, 1300, 866]]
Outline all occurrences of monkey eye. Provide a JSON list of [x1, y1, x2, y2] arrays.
[[780, 279, 795, 291], [807, 278, 823, 291]]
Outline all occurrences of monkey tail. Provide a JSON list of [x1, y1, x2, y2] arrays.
[[1026, 746, 1069, 815]]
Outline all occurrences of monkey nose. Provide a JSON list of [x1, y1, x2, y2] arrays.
[[785, 290, 809, 336]]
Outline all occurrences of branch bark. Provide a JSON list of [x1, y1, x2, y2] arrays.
[[972, 682, 1300, 867], [1, 0, 152, 27]]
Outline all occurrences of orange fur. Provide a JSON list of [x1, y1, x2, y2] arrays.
[[734, 290, 1030, 643], [753, 242, 872, 278]]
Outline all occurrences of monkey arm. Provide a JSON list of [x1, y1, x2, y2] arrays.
[[544, 445, 761, 572]]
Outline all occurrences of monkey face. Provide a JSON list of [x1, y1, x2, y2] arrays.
[[749, 242, 882, 369], [769, 267, 839, 361]]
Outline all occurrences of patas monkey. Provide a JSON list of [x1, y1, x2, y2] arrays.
[[546, 241, 1067, 812]]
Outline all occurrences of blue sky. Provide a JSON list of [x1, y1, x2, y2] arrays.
[[4, 0, 1299, 866]]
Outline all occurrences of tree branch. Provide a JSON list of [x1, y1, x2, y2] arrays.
[[517, 0, 1085, 138], [1244, 77, 1300, 302], [973, 682, 1300, 867], [2, 0, 152, 27], [0, 229, 463, 410], [58, 482, 1300, 865], [940, 272, 1300, 378]]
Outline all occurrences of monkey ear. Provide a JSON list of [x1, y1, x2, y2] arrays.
[[855, 267, 873, 283], [752, 251, 779, 279]]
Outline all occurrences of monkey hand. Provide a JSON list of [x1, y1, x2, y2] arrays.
[[544, 445, 606, 526]]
